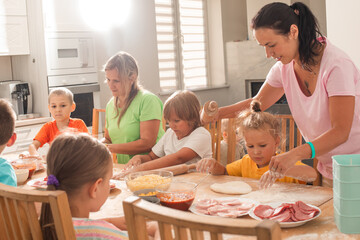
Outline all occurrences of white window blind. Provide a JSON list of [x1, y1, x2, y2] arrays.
[[155, 0, 209, 92]]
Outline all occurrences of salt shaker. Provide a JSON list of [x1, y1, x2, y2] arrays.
[[201, 101, 218, 123]]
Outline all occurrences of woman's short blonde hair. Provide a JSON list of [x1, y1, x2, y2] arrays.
[[163, 90, 201, 130]]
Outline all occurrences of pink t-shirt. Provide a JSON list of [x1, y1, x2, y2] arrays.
[[266, 38, 360, 179]]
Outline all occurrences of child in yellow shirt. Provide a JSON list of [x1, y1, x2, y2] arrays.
[[196, 100, 317, 188]]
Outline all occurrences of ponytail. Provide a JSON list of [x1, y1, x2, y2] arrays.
[[290, 2, 323, 68]]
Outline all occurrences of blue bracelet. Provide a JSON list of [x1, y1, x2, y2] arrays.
[[306, 142, 315, 159]]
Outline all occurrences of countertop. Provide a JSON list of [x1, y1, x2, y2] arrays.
[[15, 117, 52, 127]]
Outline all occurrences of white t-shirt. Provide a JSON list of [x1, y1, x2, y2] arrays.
[[266, 37, 360, 179], [152, 127, 212, 164]]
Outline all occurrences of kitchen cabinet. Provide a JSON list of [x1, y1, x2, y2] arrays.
[[0, 0, 30, 56], [2, 117, 52, 155], [2, 124, 42, 155]]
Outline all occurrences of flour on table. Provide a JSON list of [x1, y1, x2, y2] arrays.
[[210, 181, 252, 194], [241, 183, 329, 206]]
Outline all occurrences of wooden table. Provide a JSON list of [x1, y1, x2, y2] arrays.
[[21, 167, 360, 240]]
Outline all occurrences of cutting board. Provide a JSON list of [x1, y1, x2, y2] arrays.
[[175, 172, 333, 207]]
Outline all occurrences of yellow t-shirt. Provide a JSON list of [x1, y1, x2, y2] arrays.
[[226, 154, 305, 184]]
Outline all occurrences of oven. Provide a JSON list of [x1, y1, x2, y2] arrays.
[[48, 73, 101, 133]]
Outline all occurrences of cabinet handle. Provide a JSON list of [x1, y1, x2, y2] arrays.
[[16, 129, 31, 134], [17, 143, 30, 149]]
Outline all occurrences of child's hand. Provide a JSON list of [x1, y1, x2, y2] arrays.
[[196, 158, 216, 173]]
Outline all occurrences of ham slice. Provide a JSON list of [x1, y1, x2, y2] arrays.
[[194, 198, 255, 218], [253, 201, 319, 223]]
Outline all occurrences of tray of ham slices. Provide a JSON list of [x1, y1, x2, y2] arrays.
[[189, 197, 259, 218], [249, 201, 321, 228]]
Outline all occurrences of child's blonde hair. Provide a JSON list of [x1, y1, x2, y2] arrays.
[[163, 90, 201, 130], [0, 99, 16, 145], [237, 100, 280, 140], [221, 118, 229, 132], [104, 51, 142, 125], [40, 133, 112, 239], [48, 87, 74, 104]]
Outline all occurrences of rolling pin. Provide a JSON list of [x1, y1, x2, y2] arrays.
[[201, 101, 218, 123], [158, 163, 197, 176]]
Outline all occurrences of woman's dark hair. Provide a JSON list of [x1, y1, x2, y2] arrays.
[[39, 133, 112, 239], [251, 2, 323, 69]]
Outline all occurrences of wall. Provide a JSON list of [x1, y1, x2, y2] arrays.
[[0, 57, 12, 80], [94, 0, 230, 108], [326, 0, 360, 68]]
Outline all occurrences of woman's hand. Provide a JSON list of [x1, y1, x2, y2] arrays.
[[268, 152, 298, 176], [259, 170, 283, 189], [125, 155, 143, 168]]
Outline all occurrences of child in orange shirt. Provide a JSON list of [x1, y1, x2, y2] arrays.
[[28, 87, 88, 157], [196, 100, 317, 188]]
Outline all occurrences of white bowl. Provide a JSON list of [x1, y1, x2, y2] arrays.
[[15, 169, 29, 184]]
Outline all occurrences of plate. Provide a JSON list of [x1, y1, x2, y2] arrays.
[[189, 197, 259, 218], [248, 202, 321, 228], [28, 177, 119, 192]]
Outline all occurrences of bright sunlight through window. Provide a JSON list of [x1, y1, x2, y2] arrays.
[[78, 0, 131, 31]]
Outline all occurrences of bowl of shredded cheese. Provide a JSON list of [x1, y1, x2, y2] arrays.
[[125, 170, 173, 192]]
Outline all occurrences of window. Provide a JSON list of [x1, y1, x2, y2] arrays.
[[155, 0, 209, 92]]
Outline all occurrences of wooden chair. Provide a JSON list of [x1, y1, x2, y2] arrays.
[[123, 196, 281, 240], [203, 118, 237, 164], [92, 108, 106, 138], [92, 108, 118, 163], [0, 183, 76, 240], [277, 115, 321, 186]]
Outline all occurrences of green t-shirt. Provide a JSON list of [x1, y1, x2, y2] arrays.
[[106, 90, 165, 163]]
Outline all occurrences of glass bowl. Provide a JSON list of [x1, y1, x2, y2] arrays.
[[125, 170, 173, 192], [155, 181, 197, 211], [11, 158, 37, 178], [15, 169, 29, 184]]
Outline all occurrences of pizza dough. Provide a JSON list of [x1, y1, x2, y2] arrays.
[[210, 181, 252, 194]]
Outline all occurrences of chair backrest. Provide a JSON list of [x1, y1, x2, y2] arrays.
[[92, 108, 106, 138], [92, 108, 118, 163], [0, 183, 76, 240], [203, 118, 237, 164], [276, 115, 321, 186], [123, 196, 281, 240]]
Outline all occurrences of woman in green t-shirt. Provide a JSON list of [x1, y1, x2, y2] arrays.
[[102, 52, 165, 164]]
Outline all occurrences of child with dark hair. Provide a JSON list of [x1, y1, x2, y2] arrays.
[[0, 99, 17, 186], [197, 100, 317, 188], [115, 90, 212, 177], [40, 133, 158, 239]]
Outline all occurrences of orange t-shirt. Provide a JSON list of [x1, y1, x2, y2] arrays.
[[34, 118, 89, 147]]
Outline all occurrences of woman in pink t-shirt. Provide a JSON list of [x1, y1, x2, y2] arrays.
[[203, 2, 360, 186]]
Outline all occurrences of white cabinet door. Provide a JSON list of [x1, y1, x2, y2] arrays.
[[2, 124, 43, 155], [0, 16, 30, 55], [0, 0, 27, 15]]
